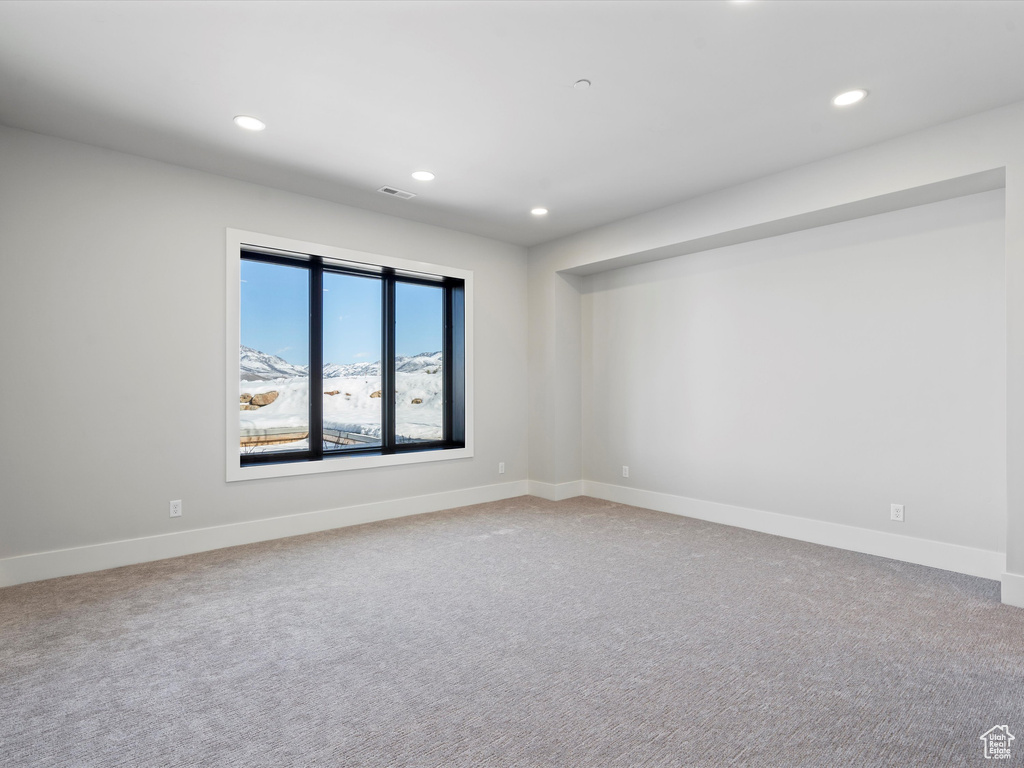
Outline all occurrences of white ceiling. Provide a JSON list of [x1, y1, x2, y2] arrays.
[[3, 0, 1024, 247]]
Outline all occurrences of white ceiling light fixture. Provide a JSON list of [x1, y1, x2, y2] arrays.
[[573, 79, 591, 90], [531, 207, 549, 216], [233, 115, 266, 131], [411, 170, 435, 181], [832, 89, 868, 107]]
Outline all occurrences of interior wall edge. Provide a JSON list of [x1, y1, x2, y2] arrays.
[[526, 480, 585, 502], [1001, 571, 1024, 608]]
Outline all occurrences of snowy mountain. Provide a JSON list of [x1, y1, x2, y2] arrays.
[[322, 360, 381, 379], [396, 352, 443, 374], [323, 352, 443, 378], [239, 346, 308, 380], [241, 346, 442, 381]]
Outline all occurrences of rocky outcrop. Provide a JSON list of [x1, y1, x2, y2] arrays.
[[411, 398, 423, 405], [250, 391, 279, 407]]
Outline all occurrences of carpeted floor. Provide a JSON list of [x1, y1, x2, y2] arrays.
[[1, 496, 1022, 767]]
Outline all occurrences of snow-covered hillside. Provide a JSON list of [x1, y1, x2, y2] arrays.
[[239, 347, 444, 453], [241, 346, 442, 380], [239, 346, 308, 380], [322, 360, 379, 379]]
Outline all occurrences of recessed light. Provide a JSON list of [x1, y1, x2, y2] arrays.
[[233, 115, 266, 131], [411, 170, 435, 181], [531, 208, 549, 216], [832, 89, 868, 107], [573, 79, 591, 90]]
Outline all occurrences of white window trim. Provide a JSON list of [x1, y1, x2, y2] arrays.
[[225, 228, 474, 482]]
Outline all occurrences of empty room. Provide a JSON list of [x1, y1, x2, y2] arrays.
[[3, 1, 1024, 765]]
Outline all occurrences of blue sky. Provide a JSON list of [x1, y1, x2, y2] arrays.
[[241, 260, 442, 366]]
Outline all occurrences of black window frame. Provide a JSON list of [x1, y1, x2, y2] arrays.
[[240, 248, 466, 466]]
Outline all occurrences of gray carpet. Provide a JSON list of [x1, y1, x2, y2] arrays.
[[1, 496, 1022, 767]]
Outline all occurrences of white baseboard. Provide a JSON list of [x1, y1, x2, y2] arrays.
[[1001, 572, 1024, 608], [0, 479, 530, 588], [3, 476, 1012, 603], [528, 479, 584, 501], [584, 481, 1006, 582]]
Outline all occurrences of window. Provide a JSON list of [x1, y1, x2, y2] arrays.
[[227, 230, 472, 481]]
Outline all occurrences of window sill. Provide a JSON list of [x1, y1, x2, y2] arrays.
[[227, 445, 474, 482]]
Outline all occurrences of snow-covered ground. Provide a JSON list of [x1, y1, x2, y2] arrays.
[[239, 348, 443, 453]]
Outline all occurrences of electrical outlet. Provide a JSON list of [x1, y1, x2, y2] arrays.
[[890, 503, 904, 522], [622, 465, 629, 478], [170, 500, 182, 518], [498, 462, 505, 475]]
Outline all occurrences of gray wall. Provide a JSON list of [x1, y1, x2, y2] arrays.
[[527, 100, 1024, 600], [0, 125, 529, 560], [581, 190, 1006, 552]]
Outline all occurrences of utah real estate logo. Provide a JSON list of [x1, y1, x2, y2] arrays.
[[980, 725, 1014, 760]]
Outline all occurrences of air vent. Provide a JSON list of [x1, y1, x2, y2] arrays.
[[377, 185, 416, 200]]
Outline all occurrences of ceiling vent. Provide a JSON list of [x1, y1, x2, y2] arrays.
[[377, 185, 416, 200]]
